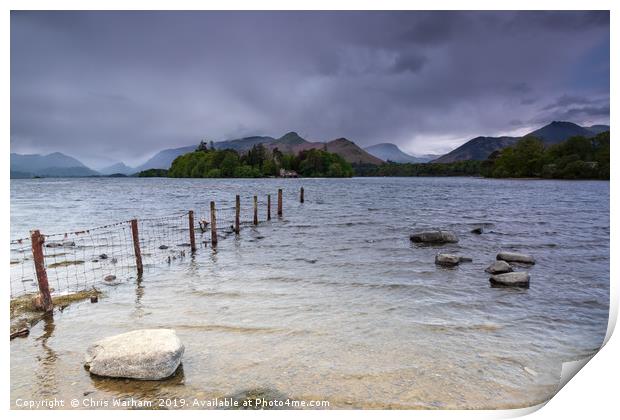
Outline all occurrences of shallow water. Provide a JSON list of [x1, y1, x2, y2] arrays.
[[10, 177, 610, 409]]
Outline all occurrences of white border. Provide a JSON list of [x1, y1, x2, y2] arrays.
[[2, 1, 616, 419]]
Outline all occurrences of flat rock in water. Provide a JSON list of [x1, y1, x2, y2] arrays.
[[489, 272, 530, 288], [410, 230, 458, 244], [84, 329, 184, 380], [485, 260, 513, 274], [497, 252, 535, 265], [435, 253, 461, 267]]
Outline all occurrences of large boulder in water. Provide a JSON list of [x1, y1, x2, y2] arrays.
[[485, 261, 513, 274], [410, 230, 458, 244], [489, 272, 530, 288], [435, 253, 460, 267], [84, 329, 184, 380], [497, 252, 535, 265]]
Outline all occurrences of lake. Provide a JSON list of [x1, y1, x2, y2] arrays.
[[10, 177, 610, 409]]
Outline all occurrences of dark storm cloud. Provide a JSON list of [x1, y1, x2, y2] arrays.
[[10, 10, 609, 165]]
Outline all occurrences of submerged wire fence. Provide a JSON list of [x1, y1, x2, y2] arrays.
[[10, 189, 295, 303]]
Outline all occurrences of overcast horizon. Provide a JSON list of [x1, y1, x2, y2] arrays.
[[11, 11, 609, 168]]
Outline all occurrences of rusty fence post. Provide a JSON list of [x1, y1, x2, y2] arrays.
[[130, 219, 143, 276], [253, 195, 258, 225], [235, 195, 240, 235], [30, 230, 53, 313], [277, 188, 283, 217], [300, 187, 304, 203], [210, 201, 218, 247], [188, 210, 196, 253], [267, 194, 271, 221]]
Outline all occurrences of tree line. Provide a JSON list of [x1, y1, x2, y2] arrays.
[[480, 131, 609, 179], [354, 132, 609, 180], [159, 142, 353, 178]]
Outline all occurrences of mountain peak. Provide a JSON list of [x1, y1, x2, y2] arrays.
[[277, 131, 307, 145], [328, 137, 353, 145], [526, 121, 596, 143]]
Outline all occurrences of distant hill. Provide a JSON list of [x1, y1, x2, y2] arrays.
[[214, 135, 276, 152], [433, 121, 610, 163], [415, 154, 441, 163], [10, 152, 99, 178], [99, 161, 134, 175], [268, 132, 313, 154], [324, 138, 384, 165], [133, 145, 196, 172], [586, 125, 611, 135], [432, 136, 520, 163], [364, 143, 429, 163], [524, 121, 601, 144]]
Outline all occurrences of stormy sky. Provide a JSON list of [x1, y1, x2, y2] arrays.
[[11, 11, 609, 168]]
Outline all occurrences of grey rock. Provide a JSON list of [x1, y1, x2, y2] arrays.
[[435, 253, 461, 267], [84, 329, 184, 380], [489, 272, 530, 288], [410, 230, 458, 244], [99, 253, 108, 260], [497, 252, 535, 265], [471, 227, 483, 234], [159, 245, 169, 250], [485, 260, 513, 274], [104, 275, 117, 282]]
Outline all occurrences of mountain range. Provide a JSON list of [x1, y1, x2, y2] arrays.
[[10, 121, 610, 178], [10, 152, 99, 178], [432, 121, 610, 163]]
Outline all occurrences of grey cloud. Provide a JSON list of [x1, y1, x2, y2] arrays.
[[542, 94, 598, 110], [10, 11, 610, 162], [392, 53, 428, 74]]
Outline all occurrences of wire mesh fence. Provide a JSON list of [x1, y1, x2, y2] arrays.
[[10, 189, 294, 302]]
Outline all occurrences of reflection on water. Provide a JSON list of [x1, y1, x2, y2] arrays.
[[10, 177, 609, 409]]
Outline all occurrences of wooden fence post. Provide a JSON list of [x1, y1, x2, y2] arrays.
[[210, 201, 218, 247], [300, 187, 304, 203], [188, 210, 196, 253], [278, 189, 283, 217], [253, 195, 258, 225], [235, 195, 240, 235], [30, 230, 53, 313], [267, 194, 271, 221], [130, 219, 143, 276]]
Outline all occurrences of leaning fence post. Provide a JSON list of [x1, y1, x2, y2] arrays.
[[30, 230, 53, 313], [300, 186, 304, 203], [130, 219, 143, 276], [267, 194, 271, 221], [253, 195, 258, 225], [278, 188, 283, 217], [188, 210, 196, 253], [235, 195, 240, 235], [210, 201, 218, 247]]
